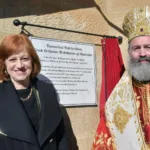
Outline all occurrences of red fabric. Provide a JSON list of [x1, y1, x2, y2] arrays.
[[92, 38, 125, 150], [144, 124, 150, 142], [133, 83, 150, 143], [91, 116, 112, 150], [100, 38, 125, 115]]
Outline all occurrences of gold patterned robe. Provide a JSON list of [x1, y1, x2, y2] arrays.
[[92, 71, 150, 150]]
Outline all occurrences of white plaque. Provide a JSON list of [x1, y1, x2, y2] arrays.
[[30, 36, 97, 106]]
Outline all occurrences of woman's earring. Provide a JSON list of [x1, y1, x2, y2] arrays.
[[5, 70, 8, 75]]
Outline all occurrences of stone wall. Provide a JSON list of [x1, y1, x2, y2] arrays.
[[0, 0, 150, 149]]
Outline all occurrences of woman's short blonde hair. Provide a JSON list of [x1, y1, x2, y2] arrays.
[[0, 34, 41, 80]]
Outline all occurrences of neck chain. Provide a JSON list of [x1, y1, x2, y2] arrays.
[[20, 87, 33, 101]]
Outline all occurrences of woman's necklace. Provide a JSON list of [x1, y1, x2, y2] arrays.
[[20, 87, 33, 101]]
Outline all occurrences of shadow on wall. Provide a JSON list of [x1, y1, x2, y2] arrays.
[[0, 0, 98, 18], [38, 74, 78, 150], [60, 107, 79, 150], [0, 0, 125, 38], [94, 4, 126, 36]]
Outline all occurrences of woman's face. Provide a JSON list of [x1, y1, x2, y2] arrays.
[[5, 50, 32, 86]]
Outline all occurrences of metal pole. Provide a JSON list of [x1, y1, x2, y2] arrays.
[[13, 19, 123, 43]]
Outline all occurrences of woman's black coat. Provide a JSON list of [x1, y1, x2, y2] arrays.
[[0, 79, 69, 150]]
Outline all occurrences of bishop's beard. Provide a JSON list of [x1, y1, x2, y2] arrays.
[[128, 56, 150, 82]]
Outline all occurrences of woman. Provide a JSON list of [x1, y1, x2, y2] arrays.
[[0, 34, 69, 150]]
